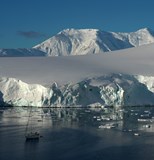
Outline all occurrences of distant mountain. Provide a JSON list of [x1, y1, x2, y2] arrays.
[[34, 28, 154, 56], [0, 28, 154, 57], [0, 48, 46, 57]]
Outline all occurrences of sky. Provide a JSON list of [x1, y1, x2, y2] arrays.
[[0, 0, 154, 48]]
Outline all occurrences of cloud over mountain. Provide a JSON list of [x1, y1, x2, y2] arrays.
[[17, 31, 46, 39]]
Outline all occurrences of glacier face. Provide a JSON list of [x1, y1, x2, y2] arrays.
[[0, 77, 49, 106], [1, 74, 154, 107], [34, 28, 154, 56]]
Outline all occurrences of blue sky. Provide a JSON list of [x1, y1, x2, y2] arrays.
[[0, 0, 154, 48]]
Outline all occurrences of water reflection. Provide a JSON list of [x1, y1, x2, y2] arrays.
[[0, 106, 154, 134], [25, 140, 39, 150]]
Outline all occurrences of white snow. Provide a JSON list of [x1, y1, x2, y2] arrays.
[[34, 28, 154, 56], [1, 74, 154, 107], [0, 77, 49, 106], [1, 28, 154, 57], [135, 75, 154, 93]]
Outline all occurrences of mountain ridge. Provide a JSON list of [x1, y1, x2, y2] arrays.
[[0, 48, 47, 57], [34, 27, 154, 56], [0, 28, 154, 57]]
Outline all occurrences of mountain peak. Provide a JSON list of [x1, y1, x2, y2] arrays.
[[58, 28, 99, 36], [60, 28, 99, 32], [136, 27, 153, 34], [1, 27, 154, 58], [33, 27, 154, 57]]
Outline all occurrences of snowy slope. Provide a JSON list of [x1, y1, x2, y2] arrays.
[[48, 74, 154, 107], [1, 74, 154, 107], [0, 77, 49, 106], [0, 44, 154, 106], [1, 28, 154, 57], [0, 48, 47, 57], [34, 28, 154, 56]]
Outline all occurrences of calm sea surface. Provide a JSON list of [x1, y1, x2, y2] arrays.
[[0, 107, 154, 160]]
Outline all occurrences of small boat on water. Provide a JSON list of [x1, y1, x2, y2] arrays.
[[25, 107, 42, 141], [25, 131, 40, 140]]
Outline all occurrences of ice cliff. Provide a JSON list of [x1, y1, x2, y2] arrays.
[[1, 74, 154, 107]]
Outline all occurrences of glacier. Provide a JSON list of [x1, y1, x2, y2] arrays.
[[0, 77, 49, 106], [1, 74, 154, 107]]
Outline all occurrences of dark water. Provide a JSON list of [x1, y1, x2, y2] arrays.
[[0, 107, 154, 160]]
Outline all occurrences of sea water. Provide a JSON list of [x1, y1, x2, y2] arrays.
[[0, 107, 154, 160]]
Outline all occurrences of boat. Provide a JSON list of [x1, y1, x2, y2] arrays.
[[25, 107, 42, 141], [25, 131, 40, 140]]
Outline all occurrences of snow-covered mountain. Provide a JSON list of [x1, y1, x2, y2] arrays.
[[34, 28, 154, 56], [0, 48, 47, 57], [0, 28, 154, 57]]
